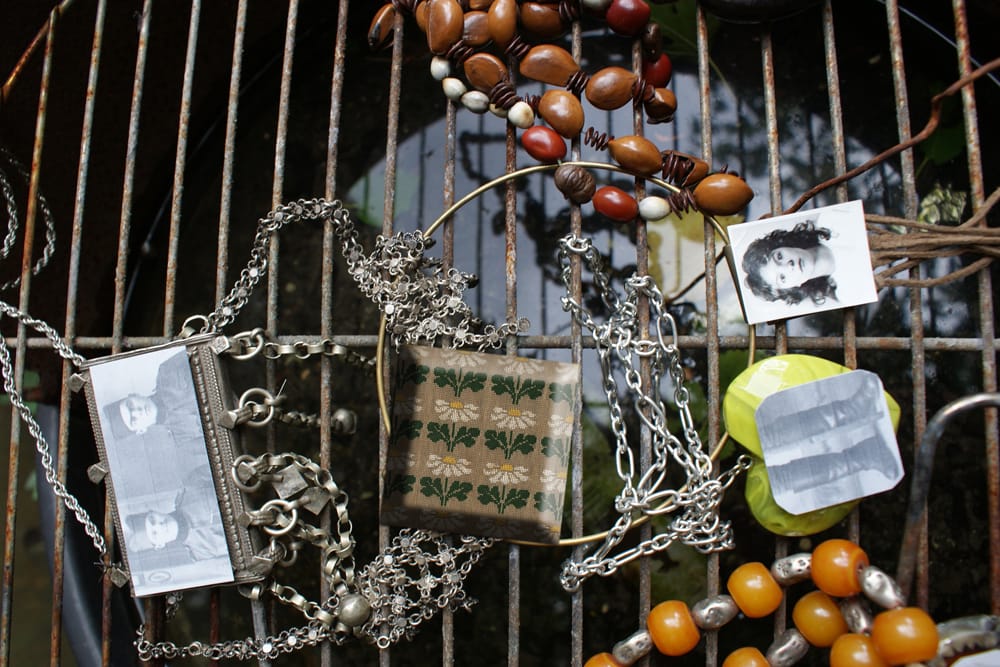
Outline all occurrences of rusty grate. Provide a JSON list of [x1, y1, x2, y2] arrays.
[[0, 0, 997, 665]]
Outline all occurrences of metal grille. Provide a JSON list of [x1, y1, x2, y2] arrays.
[[0, 0, 997, 665]]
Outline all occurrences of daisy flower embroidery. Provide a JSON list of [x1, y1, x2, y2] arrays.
[[540, 468, 568, 493], [502, 357, 544, 375], [439, 348, 488, 368], [434, 398, 479, 422], [485, 461, 529, 485], [547, 410, 574, 437], [491, 405, 537, 430], [427, 454, 472, 477]]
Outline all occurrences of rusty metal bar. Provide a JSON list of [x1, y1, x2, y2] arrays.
[[0, 6, 57, 666], [163, 0, 201, 336], [52, 0, 107, 663], [949, 0, 1000, 615]]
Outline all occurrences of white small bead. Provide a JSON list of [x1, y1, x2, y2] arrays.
[[461, 90, 490, 113], [430, 56, 451, 80], [638, 196, 671, 222], [489, 103, 508, 119], [442, 77, 467, 101], [506, 101, 535, 128]]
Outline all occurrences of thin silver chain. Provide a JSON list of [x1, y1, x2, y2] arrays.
[[0, 146, 58, 293], [556, 235, 750, 592]]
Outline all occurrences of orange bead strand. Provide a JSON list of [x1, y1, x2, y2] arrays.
[[870, 607, 939, 665], [811, 538, 870, 597], [646, 600, 701, 656], [722, 646, 770, 667], [829, 633, 890, 667], [583, 652, 623, 667], [792, 590, 849, 647], [727, 562, 784, 618]]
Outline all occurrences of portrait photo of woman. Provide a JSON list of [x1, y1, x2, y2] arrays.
[[728, 200, 878, 324]]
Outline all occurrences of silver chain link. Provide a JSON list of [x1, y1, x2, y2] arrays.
[[0, 146, 58, 293], [556, 235, 750, 592]]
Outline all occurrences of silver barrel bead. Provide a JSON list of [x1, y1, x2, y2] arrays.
[[771, 553, 812, 585], [611, 629, 653, 665], [691, 594, 739, 630], [766, 628, 810, 667], [839, 596, 874, 635], [860, 565, 905, 609]]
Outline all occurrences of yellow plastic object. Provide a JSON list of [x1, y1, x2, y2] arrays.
[[722, 354, 902, 458], [744, 458, 857, 536]]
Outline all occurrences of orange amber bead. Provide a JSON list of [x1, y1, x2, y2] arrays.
[[646, 600, 701, 656], [811, 539, 869, 598], [829, 633, 889, 667], [584, 652, 623, 667], [870, 607, 939, 665], [726, 562, 783, 618], [792, 590, 849, 647], [722, 646, 769, 667]]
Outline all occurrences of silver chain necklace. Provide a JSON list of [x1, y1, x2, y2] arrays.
[[1, 197, 510, 661], [556, 235, 750, 592]]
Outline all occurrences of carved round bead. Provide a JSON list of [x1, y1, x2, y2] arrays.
[[638, 196, 671, 222], [859, 566, 905, 610], [521, 125, 566, 163], [811, 539, 869, 598], [870, 607, 939, 665], [554, 164, 596, 204], [839, 597, 874, 636], [792, 590, 849, 647], [611, 629, 652, 665], [766, 628, 810, 667], [830, 633, 889, 667], [442, 77, 467, 101], [338, 594, 372, 627], [430, 56, 451, 80], [607, 135, 663, 176], [690, 594, 739, 630], [506, 101, 535, 129], [537, 89, 585, 138], [461, 91, 490, 113], [722, 647, 769, 667], [642, 53, 673, 87], [592, 186, 638, 222], [692, 172, 754, 216], [727, 562, 784, 618], [605, 0, 652, 37], [771, 553, 812, 585], [646, 600, 700, 656], [586, 67, 637, 110], [584, 652, 622, 667]]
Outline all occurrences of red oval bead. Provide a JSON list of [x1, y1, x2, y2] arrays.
[[605, 0, 651, 37], [593, 186, 638, 222], [521, 126, 567, 163], [643, 53, 673, 87]]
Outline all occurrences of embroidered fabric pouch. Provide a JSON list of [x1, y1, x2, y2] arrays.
[[381, 345, 579, 543]]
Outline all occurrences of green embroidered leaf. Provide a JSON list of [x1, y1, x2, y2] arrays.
[[509, 433, 537, 458], [549, 381, 575, 404], [453, 426, 480, 449], [516, 378, 545, 403], [420, 477, 444, 500], [390, 419, 422, 447], [445, 480, 473, 502], [477, 484, 503, 509], [457, 371, 487, 395], [436, 368, 487, 396], [503, 488, 530, 511], [434, 368, 460, 395], [398, 362, 429, 387], [534, 491, 562, 514], [490, 374, 517, 400], [427, 422, 451, 444], [484, 430, 509, 454], [385, 474, 415, 497], [542, 436, 571, 466], [427, 423, 481, 452], [492, 375, 545, 404]]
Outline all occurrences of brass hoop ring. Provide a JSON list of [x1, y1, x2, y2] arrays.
[[373, 160, 755, 548]]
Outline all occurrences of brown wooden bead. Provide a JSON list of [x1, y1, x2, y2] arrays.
[[643, 87, 677, 123], [415, 1, 430, 31], [554, 164, 596, 204], [692, 173, 754, 216], [593, 185, 639, 222], [605, 0, 652, 37], [585, 67, 637, 110], [464, 53, 509, 91], [426, 0, 464, 54], [608, 135, 662, 176], [521, 125, 567, 163], [488, 0, 518, 50], [537, 90, 585, 138], [368, 4, 396, 50], [641, 21, 663, 60], [463, 11, 491, 46], [468, 0, 492, 9], [520, 45, 580, 87], [520, 2, 566, 39]]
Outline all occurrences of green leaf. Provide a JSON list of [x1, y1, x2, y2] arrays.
[[542, 436, 571, 466], [453, 426, 480, 448], [446, 480, 473, 502], [509, 433, 537, 458], [484, 430, 508, 453], [385, 474, 415, 497], [420, 477, 444, 500], [549, 381, 575, 404], [491, 374, 517, 400], [457, 371, 487, 395], [427, 422, 451, 444], [477, 484, 502, 509], [503, 488, 530, 511], [434, 368, 460, 395]]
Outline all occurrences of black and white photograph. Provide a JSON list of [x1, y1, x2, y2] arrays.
[[87, 344, 234, 596], [753, 370, 903, 515], [728, 200, 878, 324]]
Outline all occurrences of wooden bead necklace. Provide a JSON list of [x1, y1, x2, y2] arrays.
[[368, 0, 757, 221], [584, 538, 950, 667]]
